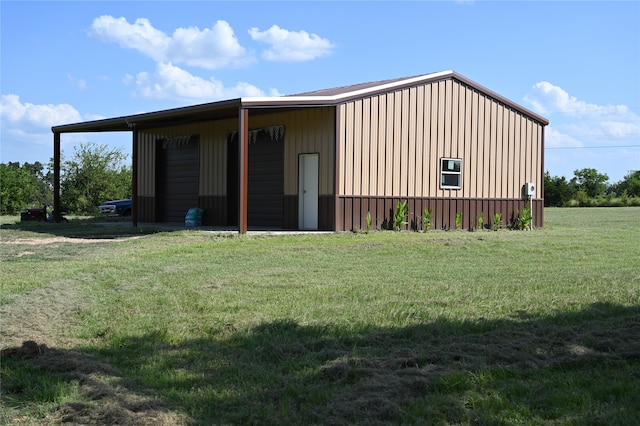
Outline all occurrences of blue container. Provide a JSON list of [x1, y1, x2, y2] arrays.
[[185, 208, 204, 226]]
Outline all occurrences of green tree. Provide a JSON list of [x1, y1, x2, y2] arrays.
[[544, 171, 577, 207], [0, 162, 53, 215], [58, 142, 131, 214], [608, 170, 640, 198], [573, 168, 609, 198]]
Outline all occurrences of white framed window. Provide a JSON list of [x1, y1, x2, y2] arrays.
[[440, 158, 462, 189]]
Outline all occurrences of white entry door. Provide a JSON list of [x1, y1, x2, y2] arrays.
[[299, 154, 319, 230]]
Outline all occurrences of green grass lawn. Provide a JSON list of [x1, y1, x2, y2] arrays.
[[1, 208, 639, 425]]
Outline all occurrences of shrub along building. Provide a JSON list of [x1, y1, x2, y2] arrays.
[[51, 70, 548, 233]]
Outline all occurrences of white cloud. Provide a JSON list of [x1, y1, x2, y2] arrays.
[[544, 127, 583, 149], [133, 63, 280, 102], [248, 25, 334, 62], [168, 20, 253, 69], [524, 81, 632, 118], [525, 82, 640, 181], [67, 74, 87, 91], [524, 81, 640, 142], [0, 95, 87, 161], [0, 94, 83, 129], [90, 16, 169, 62], [90, 16, 252, 69]]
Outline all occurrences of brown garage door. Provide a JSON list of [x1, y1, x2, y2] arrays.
[[227, 131, 284, 228], [156, 136, 199, 223]]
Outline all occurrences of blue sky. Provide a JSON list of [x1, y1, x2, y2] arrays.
[[1, 1, 639, 183]]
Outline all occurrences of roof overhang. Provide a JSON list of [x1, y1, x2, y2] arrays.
[[51, 70, 547, 134]]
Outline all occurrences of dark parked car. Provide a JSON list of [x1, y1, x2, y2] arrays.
[[20, 206, 68, 222], [99, 199, 132, 217]]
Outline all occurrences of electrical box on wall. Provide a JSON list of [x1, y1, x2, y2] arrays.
[[526, 182, 535, 196]]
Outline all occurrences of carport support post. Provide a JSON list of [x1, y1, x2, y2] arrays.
[[53, 132, 61, 223], [238, 108, 249, 234], [132, 127, 138, 227]]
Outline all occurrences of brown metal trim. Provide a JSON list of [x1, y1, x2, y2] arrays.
[[451, 73, 548, 126], [132, 128, 138, 227], [242, 72, 548, 126], [53, 132, 61, 222], [52, 98, 242, 133], [238, 108, 249, 234]]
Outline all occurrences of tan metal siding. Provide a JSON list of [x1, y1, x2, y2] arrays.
[[500, 107, 509, 197], [407, 87, 417, 197], [353, 100, 363, 196], [248, 108, 335, 196], [489, 100, 499, 199], [506, 109, 516, 197], [481, 97, 491, 197], [415, 85, 424, 197], [392, 92, 402, 196], [344, 102, 354, 196], [428, 84, 438, 196], [369, 97, 379, 196], [136, 108, 335, 206], [376, 95, 387, 196], [462, 86, 473, 198], [337, 78, 545, 202], [399, 88, 409, 197], [137, 122, 229, 198], [469, 90, 479, 198], [361, 98, 371, 197]]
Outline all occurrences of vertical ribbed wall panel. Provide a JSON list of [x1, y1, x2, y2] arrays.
[[337, 78, 545, 205]]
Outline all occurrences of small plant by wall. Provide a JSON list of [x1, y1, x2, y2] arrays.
[[514, 207, 533, 230], [393, 201, 409, 231], [422, 208, 433, 231], [455, 212, 463, 230], [493, 213, 502, 231], [477, 212, 485, 230], [365, 211, 373, 233]]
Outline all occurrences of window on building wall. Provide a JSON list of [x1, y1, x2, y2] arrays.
[[440, 158, 462, 189]]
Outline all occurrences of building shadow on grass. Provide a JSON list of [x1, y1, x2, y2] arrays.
[[2, 302, 639, 425]]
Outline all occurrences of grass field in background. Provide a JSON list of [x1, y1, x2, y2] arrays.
[[1, 208, 639, 425]]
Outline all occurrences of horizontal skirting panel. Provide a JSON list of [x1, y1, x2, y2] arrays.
[[319, 195, 335, 231], [336, 196, 543, 231]]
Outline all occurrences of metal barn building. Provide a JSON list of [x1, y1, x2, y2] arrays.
[[51, 70, 548, 233]]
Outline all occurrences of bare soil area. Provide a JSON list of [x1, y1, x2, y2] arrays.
[[2, 236, 143, 246]]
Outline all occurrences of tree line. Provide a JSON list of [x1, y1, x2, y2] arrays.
[[545, 168, 640, 207], [1, 143, 639, 215], [1, 142, 131, 215]]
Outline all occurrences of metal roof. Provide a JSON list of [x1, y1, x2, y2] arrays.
[[51, 70, 548, 133]]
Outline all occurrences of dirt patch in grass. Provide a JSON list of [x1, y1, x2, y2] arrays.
[[1, 236, 143, 245], [1, 277, 93, 350]]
